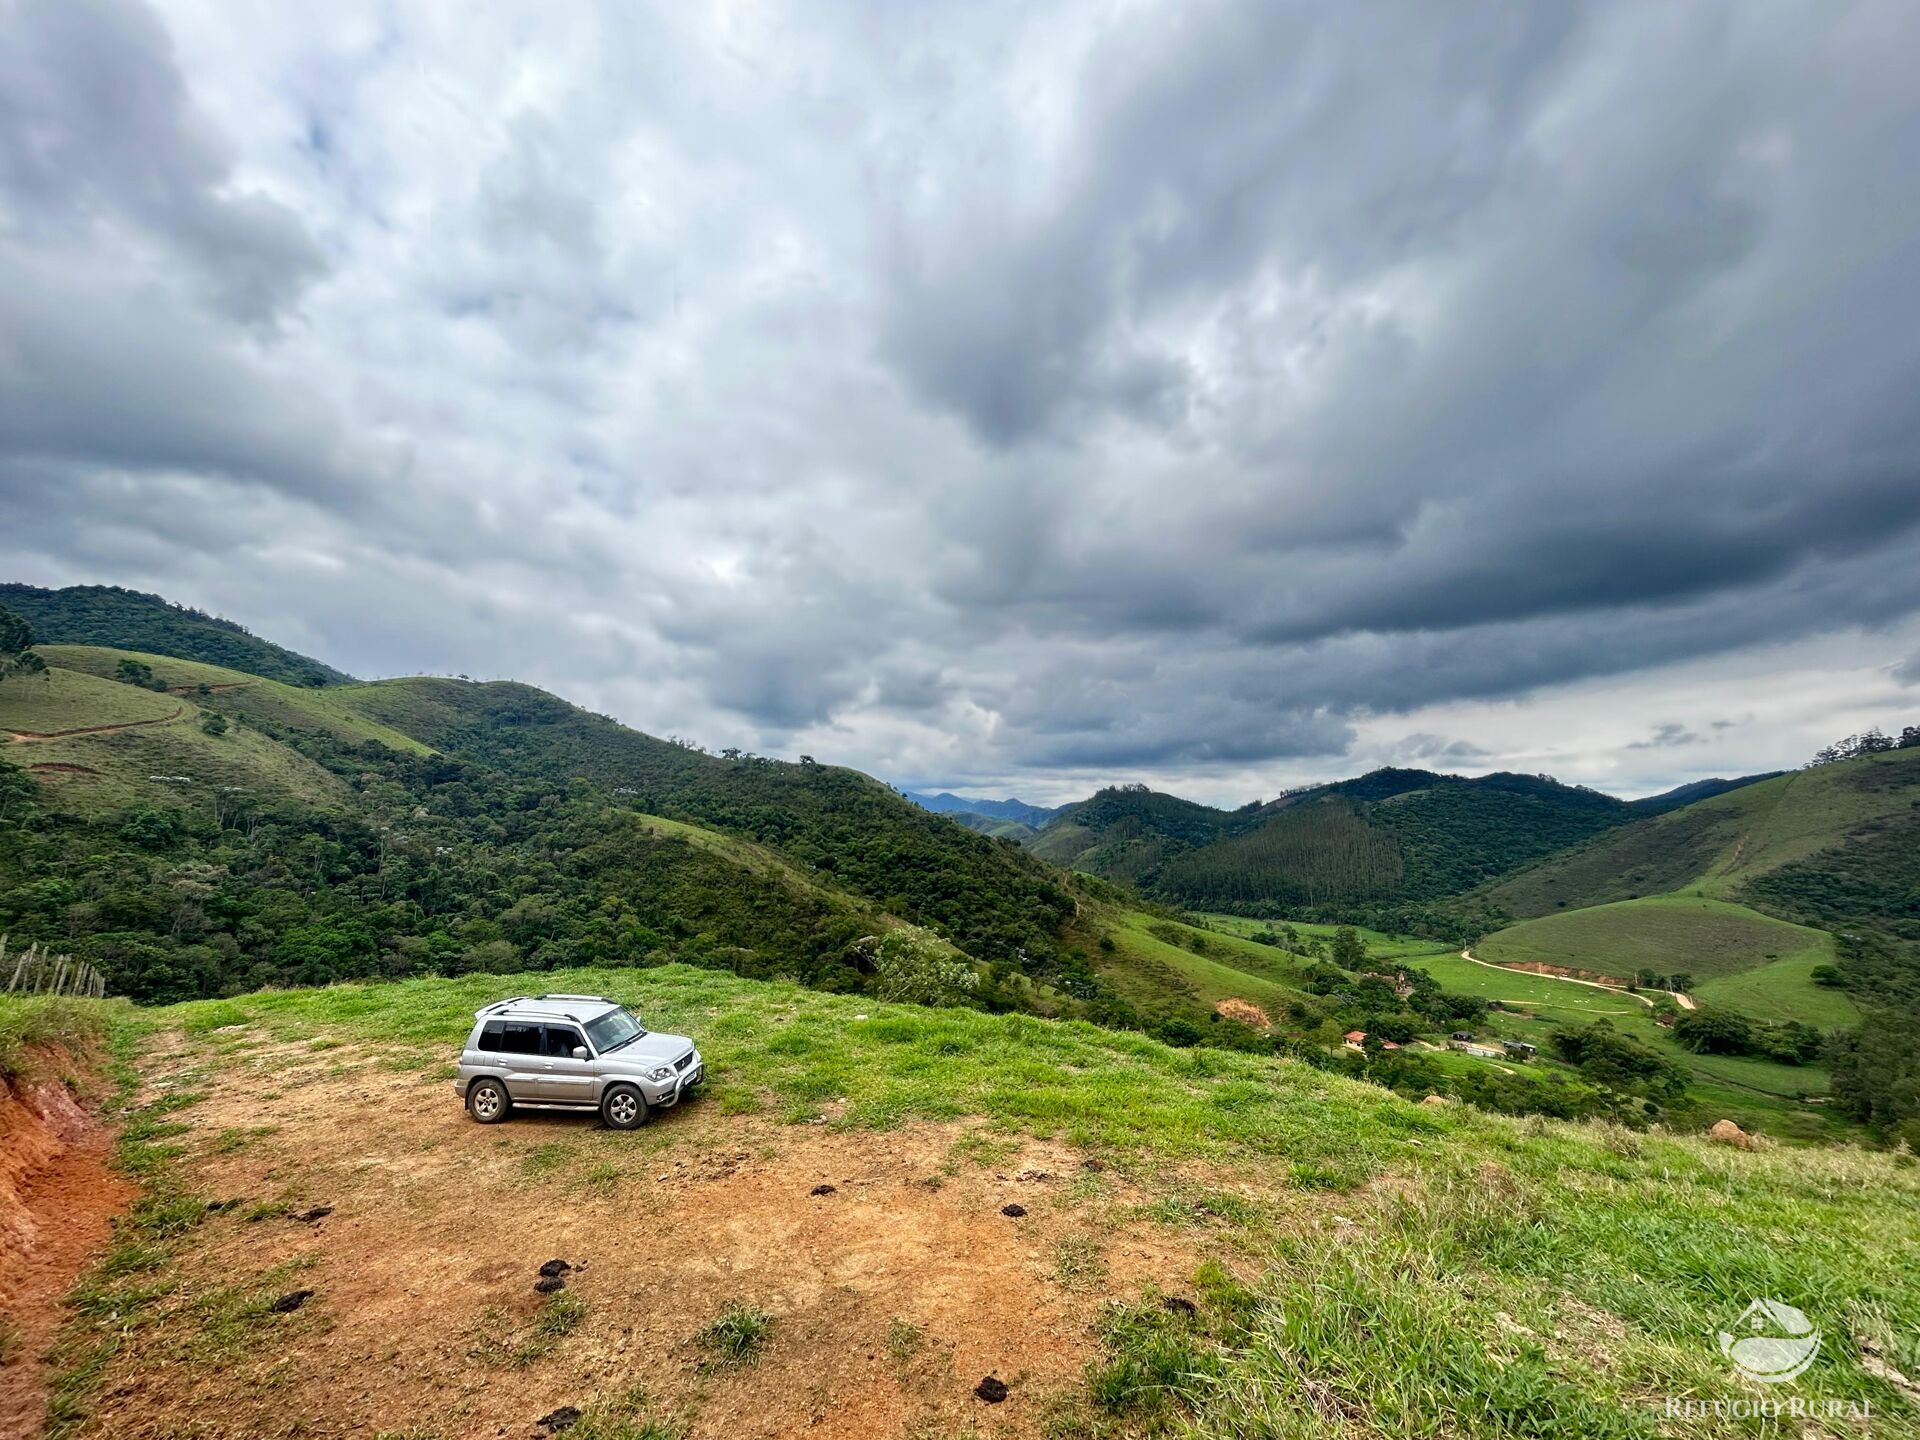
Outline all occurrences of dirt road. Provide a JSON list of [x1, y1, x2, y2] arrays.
[[4, 706, 185, 743]]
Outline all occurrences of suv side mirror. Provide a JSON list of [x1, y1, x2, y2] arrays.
[[572, 1046, 589, 1060]]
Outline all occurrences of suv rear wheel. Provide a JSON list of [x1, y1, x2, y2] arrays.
[[601, 1084, 649, 1130], [467, 1078, 512, 1124]]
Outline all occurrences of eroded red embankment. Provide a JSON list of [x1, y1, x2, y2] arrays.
[[0, 1053, 131, 1440]]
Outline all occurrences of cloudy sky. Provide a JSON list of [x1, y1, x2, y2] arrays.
[[4, 0, 1919, 805]]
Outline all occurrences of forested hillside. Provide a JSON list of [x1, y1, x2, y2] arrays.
[[1027, 770, 1632, 927], [0, 584, 353, 686], [0, 636, 1087, 1008]]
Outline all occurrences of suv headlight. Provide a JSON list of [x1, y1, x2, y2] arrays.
[[645, 1065, 676, 1082]]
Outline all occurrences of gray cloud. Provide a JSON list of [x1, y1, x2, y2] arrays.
[[2, 0, 1919, 803], [1628, 723, 1704, 751]]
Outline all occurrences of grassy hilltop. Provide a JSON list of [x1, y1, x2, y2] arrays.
[[16, 975, 1920, 1438]]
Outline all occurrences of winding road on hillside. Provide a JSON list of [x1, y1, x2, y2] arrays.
[[1459, 948, 1695, 1011], [4, 705, 186, 743]]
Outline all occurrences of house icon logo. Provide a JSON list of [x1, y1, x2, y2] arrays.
[[1717, 1298, 1821, 1383]]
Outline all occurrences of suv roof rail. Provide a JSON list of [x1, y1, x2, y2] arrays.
[[535, 993, 617, 1004], [474, 996, 531, 1018]]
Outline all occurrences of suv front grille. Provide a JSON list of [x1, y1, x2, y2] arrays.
[[673, 1051, 694, 1072]]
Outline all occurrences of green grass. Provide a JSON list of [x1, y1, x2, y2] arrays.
[[1096, 911, 1320, 1020], [693, 1302, 772, 1372], [7, 654, 358, 815], [1479, 894, 1836, 986], [0, 995, 105, 1080], [1412, 952, 1646, 1016], [1404, 953, 1845, 1133], [1696, 954, 1861, 1029], [1197, 912, 1457, 963], [0, 664, 181, 734]]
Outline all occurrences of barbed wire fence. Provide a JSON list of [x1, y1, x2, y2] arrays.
[[1, 935, 107, 998]]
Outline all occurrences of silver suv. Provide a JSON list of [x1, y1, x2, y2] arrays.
[[454, 994, 703, 1129]]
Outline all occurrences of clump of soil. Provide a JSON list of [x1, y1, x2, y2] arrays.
[[539, 1258, 572, 1278], [975, 1375, 1009, 1403], [1000, 1204, 1026, 1218], [269, 1289, 315, 1314]]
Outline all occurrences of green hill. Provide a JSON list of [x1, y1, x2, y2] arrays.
[[1629, 772, 1784, 815], [1028, 784, 1251, 878], [0, 641, 1094, 1012], [1477, 895, 1858, 1030], [1486, 747, 1920, 919], [0, 583, 352, 686], [1032, 770, 1633, 921]]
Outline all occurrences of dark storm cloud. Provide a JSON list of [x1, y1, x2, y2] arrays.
[[0, 0, 323, 322], [2, 0, 1919, 798]]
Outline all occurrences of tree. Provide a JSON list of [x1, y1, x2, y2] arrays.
[[1668, 972, 1693, 995], [1330, 926, 1368, 970], [201, 713, 229, 736], [0, 756, 35, 823], [0, 603, 46, 689], [862, 926, 980, 1006], [115, 658, 163, 690], [1673, 1008, 1755, 1056]]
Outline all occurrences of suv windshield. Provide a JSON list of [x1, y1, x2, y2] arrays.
[[584, 1006, 647, 1053]]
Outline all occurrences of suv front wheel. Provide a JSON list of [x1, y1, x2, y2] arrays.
[[601, 1084, 649, 1130], [467, 1078, 512, 1124]]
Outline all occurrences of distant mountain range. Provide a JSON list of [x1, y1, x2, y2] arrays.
[[901, 791, 1068, 830]]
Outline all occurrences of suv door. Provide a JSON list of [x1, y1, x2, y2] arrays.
[[539, 1023, 597, 1106], [491, 1020, 550, 1098]]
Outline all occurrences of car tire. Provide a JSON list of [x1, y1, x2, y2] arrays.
[[467, 1078, 512, 1124], [600, 1084, 649, 1130]]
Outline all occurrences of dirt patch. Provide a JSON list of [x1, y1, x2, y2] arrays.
[[68, 1036, 1201, 1440], [0, 1051, 132, 1440]]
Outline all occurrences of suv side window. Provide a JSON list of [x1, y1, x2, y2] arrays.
[[477, 1020, 505, 1051], [541, 1024, 586, 1058], [498, 1022, 542, 1056]]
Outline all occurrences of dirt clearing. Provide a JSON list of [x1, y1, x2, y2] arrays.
[[61, 1033, 1207, 1439]]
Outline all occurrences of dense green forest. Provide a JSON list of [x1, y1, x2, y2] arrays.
[[1152, 800, 1404, 908], [1027, 769, 1632, 930], [0, 583, 353, 686]]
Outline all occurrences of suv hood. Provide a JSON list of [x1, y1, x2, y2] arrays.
[[603, 1030, 694, 1066]]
